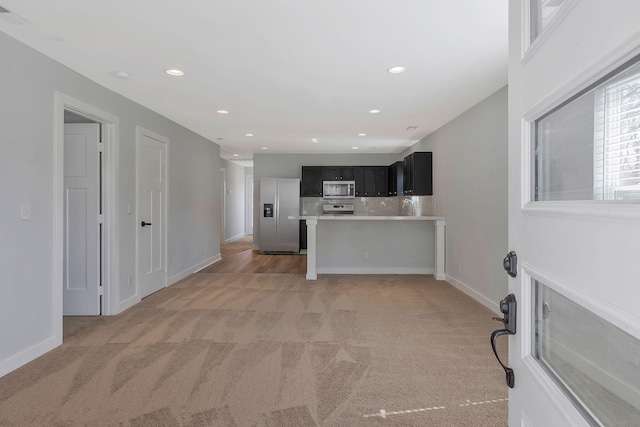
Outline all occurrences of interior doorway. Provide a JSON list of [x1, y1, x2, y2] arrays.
[[220, 168, 226, 243], [54, 92, 119, 343], [245, 174, 253, 235]]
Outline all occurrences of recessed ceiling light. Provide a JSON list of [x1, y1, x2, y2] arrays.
[[165, 69, 185, 77], [261, 147, 268, 150], [351, 146, 359, 150], [312, 138, 318, 143], [388, 66, 406, 74], [369, 109, 381, 114], [245, 133, 254, 137], [113, 71, 130, 79], [217, 110, 229, 114], [369, 147, 377, 150], [233, 153, 239, 157], [358, 133, 367, 137]]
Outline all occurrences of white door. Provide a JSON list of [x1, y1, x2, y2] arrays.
[[508, 1, 640, 426], [137, 132, 167, 298], [63, 123, 101, 315]]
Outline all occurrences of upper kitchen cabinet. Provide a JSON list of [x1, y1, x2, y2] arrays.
[[323, 166, 356, 181], [360, 166, 388, 197], [301, 166, 323, 196], [388, 161, 404, 196], [403, 152, 433, 196]]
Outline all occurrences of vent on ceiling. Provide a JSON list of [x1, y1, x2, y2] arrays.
[[229, 158, 253, 162], [0, 5, 30, 24]]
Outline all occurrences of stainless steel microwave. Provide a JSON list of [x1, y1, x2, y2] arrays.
[[323, 181, 356, 199]]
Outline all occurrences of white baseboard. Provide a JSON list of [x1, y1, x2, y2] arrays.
[[0, 334, 61, 378], [117, 292, 141, 314], [170, 254, 221, 284], [317, 267, 435, 275], [446, 274, 501, 315], [224, 233, 246, 244]]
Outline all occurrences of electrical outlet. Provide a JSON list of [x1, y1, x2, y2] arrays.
[[201, 247, 204, 256], [458, 262, 462, 273], [364, 250, 370, 260], [128, 276, 133, 287]]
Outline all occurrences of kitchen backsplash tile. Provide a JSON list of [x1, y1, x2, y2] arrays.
[[301, 196, 433, 216]]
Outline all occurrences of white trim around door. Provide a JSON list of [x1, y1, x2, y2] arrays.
[[54, 92, 120, 326]]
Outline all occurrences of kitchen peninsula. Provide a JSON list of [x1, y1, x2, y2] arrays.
[[298, 215, 446, 281]]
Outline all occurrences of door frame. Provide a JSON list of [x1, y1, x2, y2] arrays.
[[220, 168, 226, 243], [53, 92, 120, 331], [245, 174, 253, 235], [135, 126, 168, 299]]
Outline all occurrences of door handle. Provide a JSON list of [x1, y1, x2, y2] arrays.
[[491, 294, 517, 388], [141, 221, 152, 227]]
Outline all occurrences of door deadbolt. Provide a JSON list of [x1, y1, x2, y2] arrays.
[[503, 251, 518, 277], [141, 221, 152, 227]]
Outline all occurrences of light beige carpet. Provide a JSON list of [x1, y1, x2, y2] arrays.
[[0, 273, 508, 426]]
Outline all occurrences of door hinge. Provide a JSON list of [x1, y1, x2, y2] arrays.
[[98, 286, 104, 296], [98, 142, 104, 152], [98, 214, 104, 224]]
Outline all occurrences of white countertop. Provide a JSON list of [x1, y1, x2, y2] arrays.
[[295, 215, 446, 221]]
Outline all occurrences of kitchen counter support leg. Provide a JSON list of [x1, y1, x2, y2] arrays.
[[435, 220, 446, 280], [306, 219, 317, 280]]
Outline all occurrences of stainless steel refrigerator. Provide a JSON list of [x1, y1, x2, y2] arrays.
[[259, 178, 300, 254]]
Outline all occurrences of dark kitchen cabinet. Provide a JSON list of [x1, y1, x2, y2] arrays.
[[388, 161, 404, 196], [360, 166, 388, 197], [301, 166, 323, 196], [374, 167, 388, 196], [403, 152, 433, 196], [323, 166, 355, 181], [354, 167, 364, 196]]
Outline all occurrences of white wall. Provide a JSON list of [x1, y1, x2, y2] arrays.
[[401, 87, 508, 311], [221, 159, 248, 242], [0, 31, 220, 376]]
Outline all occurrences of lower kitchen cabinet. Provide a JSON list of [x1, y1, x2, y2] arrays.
[[299, 220, 307, 249]]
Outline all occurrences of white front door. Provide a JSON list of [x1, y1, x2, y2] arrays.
[[137, 131, 167, 299], [508, 1, 640, 426], [63, 123, 101, 315]]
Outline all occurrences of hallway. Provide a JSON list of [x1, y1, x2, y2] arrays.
[[202, 236, 307, 275]]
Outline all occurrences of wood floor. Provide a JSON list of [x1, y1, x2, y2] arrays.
[[201, 235, 307, 274]]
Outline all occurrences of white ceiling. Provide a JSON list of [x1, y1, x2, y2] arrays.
[[0, 1, 508, 164]]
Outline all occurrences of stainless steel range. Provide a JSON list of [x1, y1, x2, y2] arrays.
[[322, 203, 354, 215]]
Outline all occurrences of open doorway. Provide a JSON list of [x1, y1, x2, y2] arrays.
[[245, 174, 253, 235], [220, 168, 226, 243], [53, 92, 119, 344]]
